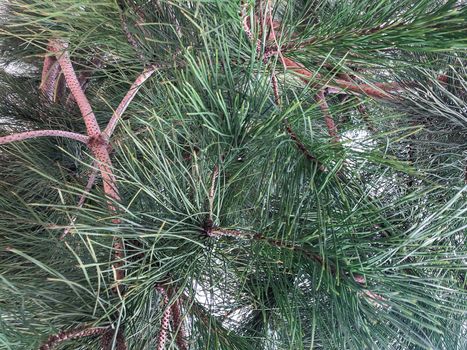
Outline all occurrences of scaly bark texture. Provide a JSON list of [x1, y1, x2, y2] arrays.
[[170, 296, 188, 350], [62, 66, 156, 240], [39, 327, 108, 350], [156, 286, 172, 350], [0, 130, 89, 145], [50, 40, 125, 296], [40, 49, 61, 102]]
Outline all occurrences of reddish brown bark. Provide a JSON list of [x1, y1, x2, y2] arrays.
[[316, 90, 339, 142], [156, 286, 172, 350], [39, 327, 108, 350], [169, 290, 188, 350], [40, 51, 60, 101]]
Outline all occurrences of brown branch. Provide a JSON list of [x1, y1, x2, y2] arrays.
[[101, 327, 127, 350], [208, 164, 219, 221], [103, 66, 156, 138], [40, 52, 60, 102], [51, 40, 101, 137], [63, 66, 154, 239], [169, 289, 188, 350], [39, 326, 108, 350], [271, 72, 281, 105], [280, 57, 398, 100], [60, 166, 98, 240], [51, 40, 124, 294], [156, 285, 172, 350], [208, 227, 385, 303], [316, 90, 339, 142], [284, 119, 327, 172]]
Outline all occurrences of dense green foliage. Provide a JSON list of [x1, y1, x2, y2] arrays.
[[0, 1, 466, 349]]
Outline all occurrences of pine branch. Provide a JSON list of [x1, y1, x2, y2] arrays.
[[316, 90, 339, 142], [208, 227, 385, 303], [65, 55, 103, 107], [103, 66, 156, 138], [284, 119, 326, 172], [156, 285, 172, 350], [280, 57, 397, 100], [60, 167, 98, 239], [49, 40, 124, 293], [0, 130, 89, 145], [62, 67, 154, 238], [207, 164, 219, 227], [170, 297, 188, 350], [40, 54, 60, 102], [101, 327, 127, 350], [51, 40, 101, 137], [39, 327, 108, 350]]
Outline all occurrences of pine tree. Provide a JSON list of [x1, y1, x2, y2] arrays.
[[0, 0, 466, 349]]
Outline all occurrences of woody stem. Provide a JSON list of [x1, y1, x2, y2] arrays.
[[0, 130, 89, 145]]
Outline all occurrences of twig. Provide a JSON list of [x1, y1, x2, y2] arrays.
[[284, 119, 327, 172], [0, 130, 89, 145], [156, 285, 172, 350], [63, 67, 155, 239], [51, 40, 101, 137], [208, 227, 385, 303], [208, 164, 219, 222], [51, 40, 124, 291], [169, 290, 188, 350], [280, 57, 398, 100], [101, 327, 127, 350], [316, 90, 339, 142], [60, 167, 98, 240], [241, 4, 261, 54], [353, 275, 386, 304], [103, 66, 156, 138], [39, 327, 108, 350], [40, 53, 60, 101], [66, 56, 103, 107]]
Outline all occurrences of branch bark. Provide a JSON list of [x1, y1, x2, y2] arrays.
[[60, 166, 98, 240], [169, 289, 188, 350], [50, 40, 124, 290], [156, 285, 172, 350], [0, 130, 89, 145], [208, 227, 385, 303], [316, 90, 339, 142], [39, 327, 108, 350], [103, 66, 156, 138], [40, 53, 60, 101]]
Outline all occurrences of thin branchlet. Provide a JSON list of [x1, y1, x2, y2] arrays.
[[156, 285, 172, 350], [39, 327, 108, 350], [0, 130, 89, 145]]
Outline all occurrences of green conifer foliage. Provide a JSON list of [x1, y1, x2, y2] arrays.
[[0, 1, 466, 349]]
